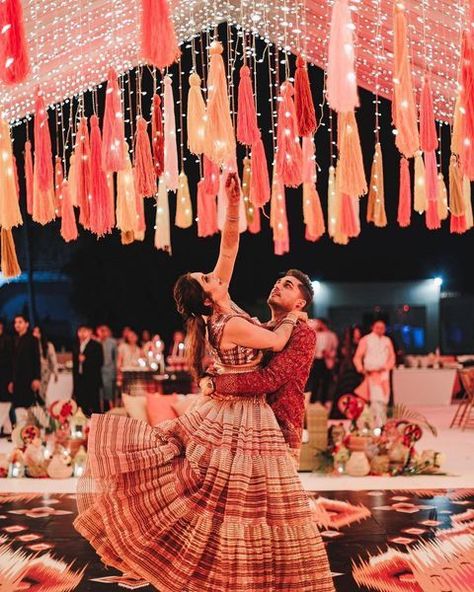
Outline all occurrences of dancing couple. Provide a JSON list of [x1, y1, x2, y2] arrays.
[[74, 173, 334, 591]]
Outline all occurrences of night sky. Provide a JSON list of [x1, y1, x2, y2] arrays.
[[7, 26, 474, 338]]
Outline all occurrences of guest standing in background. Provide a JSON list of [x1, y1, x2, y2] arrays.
[[140, 329, 152, 347], [116, 329, 143, 389], [0, 320, 13, 437], [331, 325, 364, 419], [308, 318, 339, 406], [32, 326, 58, 404], [8, 315, 41, 425], [96, 325, 117, 411], [73, 325, 104, 416]]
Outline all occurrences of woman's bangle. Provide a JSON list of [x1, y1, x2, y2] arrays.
[[281, 319, 296, 327], [226, 216, 239, 222]]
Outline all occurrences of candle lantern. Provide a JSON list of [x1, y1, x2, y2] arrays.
[[73, 445, 88, 477], [69, 408, 88, 439]]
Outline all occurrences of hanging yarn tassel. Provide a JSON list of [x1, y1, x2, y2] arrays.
[[133, 169, 146, 241], [102, 68, 126, 173], [392, 2, 420, 158], [424, 151, 440, 229], [449, 155, 466, 234], [242, 156, 254, 223], [327, 0, 358, 113], [140, 0, 180, 70], [187, 73, 206, 155], [59, 180, 78, 242], [203, 155, 220, 195], [163, 75, 179, 192], [461, 31, 474, 179], [204, 41, 236, 165], [74, 117, 92, 229], [134, 116, 156, 197], [302, 136, 316, 184], [151, 94, 164, 178], [0, 118, 22, 230], [175, 171, 193, 229], [420, 76, 440, 229], [337, 111, 367, 198], [53, 156, 63, 217], [333, 166, 349, 245], [340, 192, 360, 238], [414, 151, 427, 214], [303, 183, 325, 242], [397, 157, 411, 227], [328, 165, 337, 238], [249, 137, 270, 208], [276, 81, 303, 188], [0, 228, 20, 278], [116, 145, 139, 234], [236, 65, 260, 146], [154, 177, 171, 253], [89, 114, 114, 236], [367, 142, 387, 227], [24, 140, 34, 216], [197, 179, 218, 238], [437, 172, 448, 221], [33, 89, 55, 225], [270, 165, 289, 255], [295, 56, 316, 137], [463, 175, 474, 229], [0, 0, 30, 85], [451, 92, 463, 157]]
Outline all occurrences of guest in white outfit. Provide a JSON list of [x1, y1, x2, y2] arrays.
[[33, 326, 58, 404]]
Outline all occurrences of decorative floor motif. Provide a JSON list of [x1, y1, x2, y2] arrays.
[[0, 489, 472, 591]]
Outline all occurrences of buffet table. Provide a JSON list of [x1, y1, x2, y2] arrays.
[[393, 367, 458, 406]]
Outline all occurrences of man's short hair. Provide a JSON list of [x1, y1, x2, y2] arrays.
[[285, 269, 314, 307], [14, 314, 29, 323], [78, 323, 93, 330]]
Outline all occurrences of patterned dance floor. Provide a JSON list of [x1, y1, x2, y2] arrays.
[[0, 488, 473, 591]]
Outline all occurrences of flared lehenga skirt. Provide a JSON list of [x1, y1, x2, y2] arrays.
[[73, 394, 334, 592]]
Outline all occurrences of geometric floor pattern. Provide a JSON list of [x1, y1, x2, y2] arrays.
[[0, 489, 473, 591]]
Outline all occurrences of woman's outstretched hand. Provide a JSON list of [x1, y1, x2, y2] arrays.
[[225, 172, 241, 205]]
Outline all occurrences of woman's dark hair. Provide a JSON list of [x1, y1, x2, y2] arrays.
[[173, 273, 213, 380]]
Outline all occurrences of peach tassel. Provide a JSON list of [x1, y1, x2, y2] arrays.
[[102, 68, 126, 173], [327, 165, 337, 238], [154, 177, 171, 253], [90, 114, 114, 236], [175, 172, 193, 229], [0, 228, 21, 278], [24, 140, 34, 216], [327, 0, 358, 113], [449, 155, 466, 234], [204, 41, 236, 165], [437, 173, 448, 220], [163, 75, 179, 192], [276, 81, 303, 188], [397, 157, 411, 227], [116, 145, 139, 234], [463, 174, 474, 229], [197, 179, 218, 238], [140, 0, 180, 70], [134, 116, 156, 197], [270, 165, 289, 255], [367, 142, 387, 227], [187, 73, 206, 155], [420, 76, 440, 229], [59, 180, 78, 242], [74, 117, 92, 229], [33, 88, 55, 224], [392, 2, 420, 158], [151, 94, 164, 178], [0, 118, 22, 229], [337, 111, 367, 198], [236, 65, 260, 146]]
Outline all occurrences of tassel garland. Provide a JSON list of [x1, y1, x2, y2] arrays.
[[337, 111, 367, 198], [90, 114, 114, 236], [59, 180, 78, 242], [197, 179, 218, 237]]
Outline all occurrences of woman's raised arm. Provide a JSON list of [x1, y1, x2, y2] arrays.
[[213, 172, 241, 286]]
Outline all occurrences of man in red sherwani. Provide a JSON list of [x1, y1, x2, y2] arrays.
[[202, 269, 316, 460]]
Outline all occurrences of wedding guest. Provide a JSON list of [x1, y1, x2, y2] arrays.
[[8, 315, 41, 425], [331, 325, 364, 419], [116, 329, 143, 388], [73, 325, 104, 416], [96, 325, 117, 411], [0, 320, 13, 437], [32, 326, 58, 404], [140, 329, 152, 347], [309, 318, 338, 405]]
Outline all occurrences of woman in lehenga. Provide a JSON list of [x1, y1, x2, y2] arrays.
[[74, 173, 334, 592]]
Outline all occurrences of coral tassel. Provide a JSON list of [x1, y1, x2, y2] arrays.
[[90, 114, 114, 236], [340, 193, 360, 238], [420, 76, 440, 229], [236, 65, 260, 146], [33, 89, 55, 225], [54, 156, 63, 217], [0, 228, 20, 278], [140, 0, 180, 70], [151, 95, 164, 178], [0, 0, 30, 85], [276, 81, 303, 188], [175, 171, 193, 229], [367, 142, 387, 227], [337, 111, 367, 198], [303, 183, 325, 242], [197, 179, 218, 238], [270, 165, 289, 255], [60, 181, 78, 242], [0, 118, 22, 230], [187, 73, 206, 155], [163, 75, 179, 192], [397, 157, 411, 227], [424, 151, 440, 229], [102, 68, 126, 173], [295, 56, 316, 136], [249, 137, 270, 208], [414, 151, 426, 214], [461, 31, 474, 179], [203, 156, 220, 196], [24, 140, 34, 216], [134, 116, 156, 197], [74, 117, 92, 229]]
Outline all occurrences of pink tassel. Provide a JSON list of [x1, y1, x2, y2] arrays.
[[89, 114, 114, 236], [203, 156, 220, 195], [163, 75, 179, 191], [236, 65, 260, 146], [270, 166, 289, 255], [397, 157, 411, 227], [327, 0, 358, 113], [249, 137, 270, 207], [102, 68, 126, 173], [302, 136, 316, 184], [295, 56, 316, 136], [33, 89, 53, 194], [24, 140, 33, 215], [75, 117, 91, 229], [424, 151, 440, 230], [134, 116, 156, 197], [151, 94, 164, 178], [450, 214, 467, 234], [420, 76, 440, 229], [340, 193, 359, 237], [60, 180, 78, 242], [461, 31, 474, 179], [140, 0, 180, 70], [0, 0, 29, 85], [197, 179, 218, 237], [276, 81, 303, 188]]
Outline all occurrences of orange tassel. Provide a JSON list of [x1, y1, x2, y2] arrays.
[[420, 76, 440, 229], [333, 166, 349, 245], [337, 111, 367, 198], [74, 117, 92, 229], [367, 142, 387, 227], [140, 0, 180, 70], [249, 137, 270, 208], [449, 155, 465, 217], [0, 118, 22, 229], [203, 156, 220, 196], [270, 165, 289, 255], [340, 192, 360, 238], [133, 168, 146, 240], [53, 156, 63, 217], [90, 114, 114, 236], [33, 89, 55, 224], [204, 41, 236, 165], [102, 68, 126, 173], [424, 151, 440, 229], [24, 140, 34, 216], [134, 116, 156, 197], [197, 179, 218, 238], [276, 81, 303, 188], [303, 183, 325, 242], [414, 151, 426, 214], [236, 65, 260, 146], [295, 56, 316, 137], [116, 145, 139, 234], [151, 94, 164, 178], [0, 0, 30, 85], [0, 228, 20, 278], [175, 171, 193, 229], [187, 73, 206, 155], [463, 174, 473, 229], [59, 180, 78, 242], [392, 3, 420, 158], [397, 157, 411, 227]]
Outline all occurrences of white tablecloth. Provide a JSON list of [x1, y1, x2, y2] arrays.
[[46, 372, 73, 407], [393, 368, 457, 406]]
